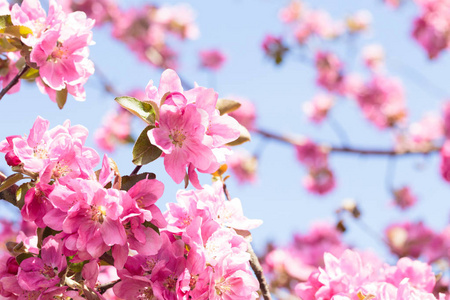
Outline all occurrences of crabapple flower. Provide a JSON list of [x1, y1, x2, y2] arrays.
[[412, 0, 450, 59], [262, 34, 288, 64], [355, 76, 407, 129], [0, 116, 99, 183], [227, 149, 258, 184], [303, 94, 334, 124], [393, 186, 417, 210], [17, 237, 66, 291], [295, 249, 443, 299], [228, 97, 257, 131], [441, 140, 450, 182], [199, 49, 226, 71], [315, 51, 345, 93], [11, 0, 95, 101], [94, 107, 133, 152], [147, 69, 240, 187], [362, 44, 385, 71]]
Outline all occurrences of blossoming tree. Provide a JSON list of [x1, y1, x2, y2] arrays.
[[0, 0, 449, 299]]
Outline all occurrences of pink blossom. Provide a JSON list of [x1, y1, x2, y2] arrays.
[[262, 34, 288, 64], [228, 97, 257, 131], [94, 107, 133, 152], [227, 149, 258, 184], [60, 0, 119, 26], [199, 49, 226, 71], [441, 140, 450, 182], [355, 76, 407, 129], [17, 237, 67, 291], [147, 69, 240, 187], [295, 139, 328, 169], [393, 186, 417, 210], [412, 0, 450, 59], [362, 44, 385, 70], [303, 94, 334, 124], [315, 51, 345, 93], [279, 1, 304, 23], [443, 101, 450, 139], [302, 166, 335, 195]]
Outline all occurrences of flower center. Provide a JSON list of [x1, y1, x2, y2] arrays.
[[169, 129, 186, 147], [90, 205, 106, 223], [137, 287, 155, 300], [215, 277, 231, 296]]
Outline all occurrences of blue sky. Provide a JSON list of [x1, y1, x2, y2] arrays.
[[1, 0, 450, 259]]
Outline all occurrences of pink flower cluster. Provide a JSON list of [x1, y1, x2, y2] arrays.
[[111, 4, 199, 69], [315, 51, 346, 94], [296, 249, 444, 299], [354, 76, 407, 129], [263, 222, 347, 287], [386, 221, 450, 263], [199, 49, 227, 71], [392, 186, 418, 210], [11, 0, 95, 101], [228, 97, 257, 131], [395, 112, 443, 153], [412, 0, 450, 59], [440, 102, 450, 182], [146, 69, 240, 188], [61, 0, 119, 26], [295, 139, 335, 194], [261, 34, 288, 65], [279, 1, 344, 44], [227, 149, 258, 184], [114, 182, 262, 299], [94, 106, 133, 152], [303, 94, 334, 124]]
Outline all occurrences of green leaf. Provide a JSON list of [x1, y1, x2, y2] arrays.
[[16, 182, 32, 209], [0, 25, 33, 38], [143, 221, 160, 234], [0, 173, 23, 193], [115, 96, 155, 124], [0, 15, 12, 30], [21, 67, 39, 80], [56, 88, 68, 109], [227, 124, 251, 146], [132, 125, 162, 165], [16, 252, 33, 265], [120, 172, 156, 191], [216, 99, 241, 115]]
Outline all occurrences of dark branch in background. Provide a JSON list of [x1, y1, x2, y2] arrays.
[[0, 64, 30, 101], [94, 66, 121, 96], [97, 279, 121, 295], [255, 128, 441, 156], [327, 115, 351, 147]]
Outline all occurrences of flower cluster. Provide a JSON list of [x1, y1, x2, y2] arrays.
[[412, 0, 450, 59], [295, 139, 335, 194], [296, 249, 444, 299], [263, 222, 347, 290], [145, 69, 240, 188], [303, 94, 334, 124], [386, 221, 450, 264], [111, 4, 199, 69], [199, 49, 227, 71], [94, 106, 133, 152], [114, 182, 262, 299], [11, 0, 95, 102]]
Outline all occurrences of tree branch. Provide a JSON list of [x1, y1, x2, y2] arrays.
[[130, 165, 142, 176], [255, 128, 441, 156], [0, 64, 30, 101], [248, 242, 272, 300]]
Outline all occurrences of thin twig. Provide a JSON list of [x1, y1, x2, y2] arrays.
[[97, 279, 121, 295], [255, 128, 441, 156], [327, 115, 351, 147], [0, 64, 30, 101], [248, 242, 272, 300]]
